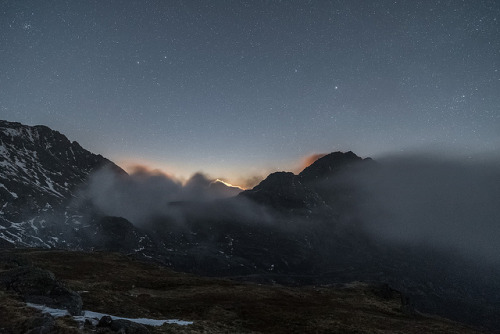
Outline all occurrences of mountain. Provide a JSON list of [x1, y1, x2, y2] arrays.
[[0, 120, 144, 250], [0, 120, 121, 208], [1, 120, 500, 333], [239, 171, 326, 210], [239, 151, 374, 213], [299, 150, 368, 182]]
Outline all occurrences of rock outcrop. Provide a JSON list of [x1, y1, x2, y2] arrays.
[[0, 253, 82, 316]]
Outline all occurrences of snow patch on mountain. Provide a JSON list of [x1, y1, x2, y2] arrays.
[[0, 183, 18, 198], [0, 120, 124, 249]]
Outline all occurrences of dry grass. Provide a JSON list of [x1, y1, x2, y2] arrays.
[[0, 249, 482, 333]]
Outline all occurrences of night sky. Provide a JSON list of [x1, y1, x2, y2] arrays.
[[1, 1, 499, 185]]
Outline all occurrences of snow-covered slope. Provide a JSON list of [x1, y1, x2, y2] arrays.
[[0, 120, 122, 247]]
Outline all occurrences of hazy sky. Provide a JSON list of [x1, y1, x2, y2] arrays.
[[1, 0, 499, 183]]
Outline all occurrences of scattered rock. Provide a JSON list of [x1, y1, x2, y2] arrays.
[[97, 315, 113, 327], [97, 315, 150, 334], [0, 265, 82, 315], [369, 283, 416, 315], [24, 314, 55, 334]]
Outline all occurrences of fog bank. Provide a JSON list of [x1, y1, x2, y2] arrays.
[[342, 153, 500, 264], [79, 166, 245, 225]]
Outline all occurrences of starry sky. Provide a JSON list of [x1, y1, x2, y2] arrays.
[[1, 0, 499, 185]]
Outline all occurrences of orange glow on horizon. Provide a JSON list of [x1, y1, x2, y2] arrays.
[[116, 158, 249, 189], [300, 153, 327, 170], [116, 154, 333, 190]]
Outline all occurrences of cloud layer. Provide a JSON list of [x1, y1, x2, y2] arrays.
[[339, 153, 500, 264], [79, 152, 500, 265], [79, 166, 245, 226]]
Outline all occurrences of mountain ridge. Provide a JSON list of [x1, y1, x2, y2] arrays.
[[1, 120, 500, 333], [0, 120, 125, 248]]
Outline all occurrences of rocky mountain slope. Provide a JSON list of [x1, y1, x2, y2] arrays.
[[1, 120, 500, 332], [0, 120, 125, 248]]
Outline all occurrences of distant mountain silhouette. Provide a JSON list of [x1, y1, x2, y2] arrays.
[[240, 171, 325, 210], [299, 150, 368, 182]]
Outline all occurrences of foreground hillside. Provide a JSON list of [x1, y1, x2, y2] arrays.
[[0, 249, 480, 334]]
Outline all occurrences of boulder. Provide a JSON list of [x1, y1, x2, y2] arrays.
[[0, 265, 82, 315], [97, 315, 150, 334], [24, 314, 55, 334]]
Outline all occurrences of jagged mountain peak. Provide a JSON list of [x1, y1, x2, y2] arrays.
[[299, 151, 370, 182], [0, 120, 117, 172], [0, 120, 124, 247], [240, 152, 371, 210], [1, 120, 73, 148]]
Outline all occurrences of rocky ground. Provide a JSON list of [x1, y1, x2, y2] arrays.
[[0, 248, 482, 334]]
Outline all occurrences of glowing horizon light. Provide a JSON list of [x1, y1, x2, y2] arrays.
[[116, 158, 248, 189], [213, 179, 245, 190]]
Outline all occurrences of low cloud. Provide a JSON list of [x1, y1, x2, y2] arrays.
[[78, 166, 246, 226], [77, 151, 500, 265], [338, 152, 500, 264]]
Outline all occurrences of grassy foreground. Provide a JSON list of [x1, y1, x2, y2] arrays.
[[0, 249, 481, 333]]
